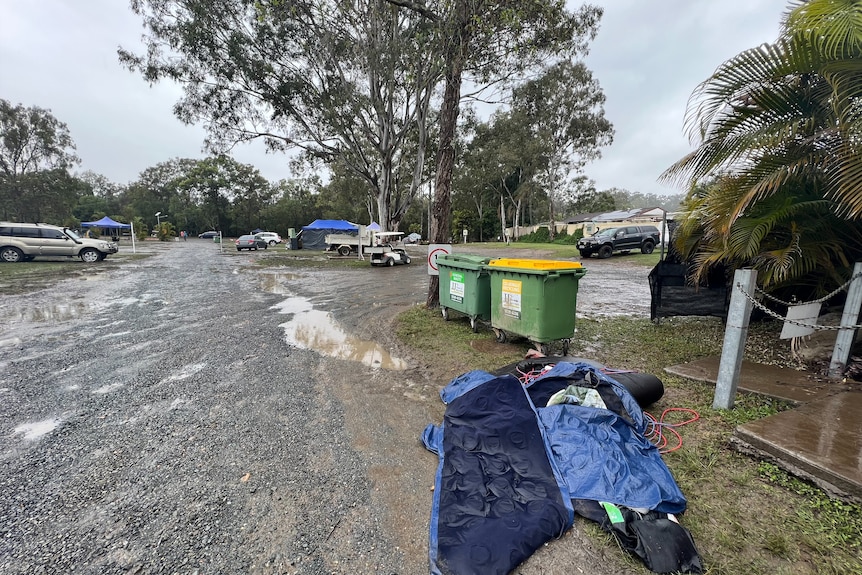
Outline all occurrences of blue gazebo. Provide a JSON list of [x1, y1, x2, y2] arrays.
[[81, 216, 136, 253]]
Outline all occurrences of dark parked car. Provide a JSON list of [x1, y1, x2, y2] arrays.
[[577, 225, 661, 259], [235, 235, 268, 251], [198, 231, 220, 239]]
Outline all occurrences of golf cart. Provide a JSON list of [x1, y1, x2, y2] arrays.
[[367, 232, 411, 266]]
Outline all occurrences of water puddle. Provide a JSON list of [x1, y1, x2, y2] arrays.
[[272, 297, 408, 370], [259, 272, 302, 295], [14, 417, 61, 440], [5, 302, 92, 323]]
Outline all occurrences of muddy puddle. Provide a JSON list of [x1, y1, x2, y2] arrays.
[[261, 271, 408, 370], [271, 297, 408, 370]]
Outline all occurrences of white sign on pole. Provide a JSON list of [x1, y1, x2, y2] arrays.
[[779, 302, 821, 339], [427, 244, 452, 276]]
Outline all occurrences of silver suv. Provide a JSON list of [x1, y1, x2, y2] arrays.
[[0, 222, 119, 263]]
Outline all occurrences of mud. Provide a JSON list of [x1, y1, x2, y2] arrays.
[[0, 240, 651, 574]]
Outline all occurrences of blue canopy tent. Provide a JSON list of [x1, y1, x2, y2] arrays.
[[298, 219, 358, 250], [81, 216, 135, 253]]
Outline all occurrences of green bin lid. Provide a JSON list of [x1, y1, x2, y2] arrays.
[[437, 253, 492, 270]]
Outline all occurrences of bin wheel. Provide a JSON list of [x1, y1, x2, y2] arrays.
[[494, 329, 507, 344], [441, 307, 449, 321], [533, 341, 551, 356], [561, 339, 570, 356], [470, 316, 479, 332]]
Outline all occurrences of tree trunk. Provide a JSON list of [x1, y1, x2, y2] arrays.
[[426, 0, 471, 308], [500, 192, 506, 243]]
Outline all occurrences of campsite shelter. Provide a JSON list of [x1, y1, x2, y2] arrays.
[[81, 216, 136, 253], [297, 220, 383, 250], [298, 219, 357, 250]]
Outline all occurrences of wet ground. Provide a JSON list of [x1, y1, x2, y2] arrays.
[[0, 240, 654, 575], [666, 357, 862, 504]]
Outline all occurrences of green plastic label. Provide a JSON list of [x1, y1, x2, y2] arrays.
[[601, 501, 625, 525]]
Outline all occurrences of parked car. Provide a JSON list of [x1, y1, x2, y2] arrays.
[[577, 225, 661, 259], [235, 235, 268, 251], [198, 231, 220, 239], [0, 222, 118, 263], [404, 232, 422, 244], [254, 232, 282, 246]]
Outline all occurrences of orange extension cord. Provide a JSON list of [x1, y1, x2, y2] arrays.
[[644, 408, 701, 454]]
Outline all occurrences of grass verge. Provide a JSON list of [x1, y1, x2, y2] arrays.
[[394, 307, 862, 575]]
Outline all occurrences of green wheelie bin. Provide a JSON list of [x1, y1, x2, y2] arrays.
[[486, 258, 587, 354], [437, 254, 493, 332]]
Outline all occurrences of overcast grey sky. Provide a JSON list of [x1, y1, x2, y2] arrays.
[[1, 1, 784, 196]]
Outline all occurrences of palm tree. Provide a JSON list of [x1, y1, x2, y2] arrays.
[[661, 0, 862, 294]]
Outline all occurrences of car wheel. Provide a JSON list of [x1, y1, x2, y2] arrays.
[[404, 256, 411, 264], [338, 245, 352, 256], [237, 247, 242, 251], [80, 248, 101, 263], [578, 249, 592, 258], [269, 240, 277, 246], [641, 241, 655, 254], [598, 245, 613, 259], [387, 258, 395, 267], [0, 246, 24, 263]]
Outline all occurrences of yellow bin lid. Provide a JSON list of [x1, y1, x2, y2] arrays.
[[487, 258, 583, 270]]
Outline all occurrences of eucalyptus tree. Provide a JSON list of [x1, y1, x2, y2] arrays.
[[512, 60, 613, 240], [173, 156, 267, 235], [0, 99, 79, 220], [661, 0, 862, 293], [456, 109, 545, 241], [123, 158, 202, 232], [390, 0, 603, 304], [121, 0, 439, 233], [268, 176, 324, 232]]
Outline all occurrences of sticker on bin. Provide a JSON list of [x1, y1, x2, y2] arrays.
[[449, 271, 465, 303], [488, 258, 583, 270], [501, 279, 522, 319]]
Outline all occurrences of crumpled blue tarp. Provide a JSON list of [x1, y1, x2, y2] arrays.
[[423, 362, 687, 575]]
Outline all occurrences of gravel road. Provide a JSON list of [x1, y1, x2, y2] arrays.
[[0, 240, 653, 574]]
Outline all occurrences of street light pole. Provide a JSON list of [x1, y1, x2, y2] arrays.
[[155, 211, 163, 228]]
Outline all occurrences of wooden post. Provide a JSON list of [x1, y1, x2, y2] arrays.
[[828, 262, 862, 378], [713, 269, 757, 410]]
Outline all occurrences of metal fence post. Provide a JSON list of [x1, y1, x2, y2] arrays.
[[713, 269, 757, 410], [828, 262, 862, 378]]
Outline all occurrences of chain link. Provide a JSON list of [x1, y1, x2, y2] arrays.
[[754, 272, 862, 306], [736, 282, 862, 331]]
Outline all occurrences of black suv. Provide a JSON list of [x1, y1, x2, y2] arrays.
[[577, 225, 661, 259]]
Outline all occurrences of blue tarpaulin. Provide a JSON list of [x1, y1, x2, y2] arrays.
[[298, 220, 358, 249], [423, 362, 690, 575]]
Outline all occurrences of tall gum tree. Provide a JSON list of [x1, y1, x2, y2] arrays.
[[512, 61, 613, 241], [121, 0, 439, 232], [0, 99, 79, 220], [388, 0, 603, 306]]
